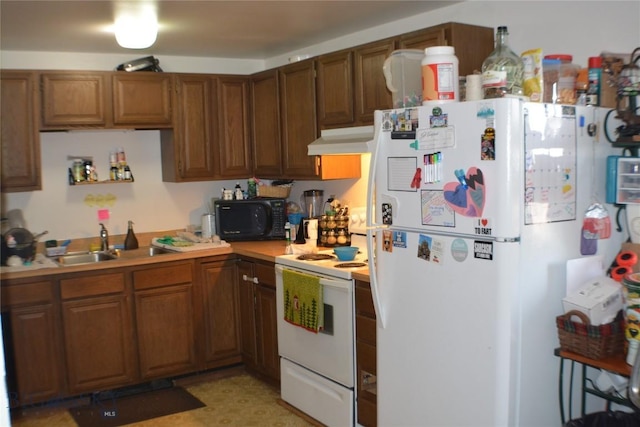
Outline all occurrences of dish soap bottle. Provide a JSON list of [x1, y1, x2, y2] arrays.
[[481, 26, 524, 98], [124, 220, 139, 250]]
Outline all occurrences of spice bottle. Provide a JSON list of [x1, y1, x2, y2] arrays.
[[481, 26, 524, 98], [576, 68, 588, 106], [124, 220, 139, 250], [247, 178, 257, 199], [284, 222, 293, 254], [72, 159, 84, 182], [587, 56, 602, 106]]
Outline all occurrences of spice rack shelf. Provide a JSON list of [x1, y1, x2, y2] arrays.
[[69, 179, 134, 186]]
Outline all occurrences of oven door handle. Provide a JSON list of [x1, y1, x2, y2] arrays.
[[275, 265, 352, 292]]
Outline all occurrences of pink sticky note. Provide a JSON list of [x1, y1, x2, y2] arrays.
[[98, 209, 110, 221]]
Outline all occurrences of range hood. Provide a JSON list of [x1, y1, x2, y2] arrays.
[[308, 125, 374, 155]]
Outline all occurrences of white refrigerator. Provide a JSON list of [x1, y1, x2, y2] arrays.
[[365, 98, 626, 426]]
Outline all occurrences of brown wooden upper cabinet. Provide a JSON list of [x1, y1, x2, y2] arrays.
[[279, 59, 361, 180], [250, 69, 283, 177], [111, 73, 173, 128], [279, 59, 319, 179], [40, 71, 172, 130], [316, 22, 493, 130], [354, 38, 396, 126], [214, 76, 252, 179], [40, 71, 109, 128], [315, 38, 395, 130], [316, 50, 355, 128], [161, 74, 251, 182], [398, 22, 494, 76], [1, 70, 41, 192], [161, 74, 217, 182]]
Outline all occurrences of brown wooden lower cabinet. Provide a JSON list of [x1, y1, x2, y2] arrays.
[[199, 258, 242, 368], [60, 272, 136, 394], [1, 255, 271, 407], [133, 262, 197, 380], [356, 279, 377, 427], [237, 258, 280, 384], [2, 283, 64, 407]]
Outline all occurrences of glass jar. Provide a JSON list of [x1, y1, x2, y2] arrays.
[[543, 54, 578, 104], [481, 26, 524, 98], [72, 159, 84, 182]]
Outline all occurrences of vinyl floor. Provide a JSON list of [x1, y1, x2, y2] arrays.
[[9, 368, 316, 427]]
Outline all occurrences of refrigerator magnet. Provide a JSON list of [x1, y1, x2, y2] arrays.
[[450, 238, 468, 262], [475, 218, 492, 236], [382, 230, 393, 252], [392, 231, 407, 249], [473, 240, 493, 260], [417, 234, 432, 261], [430, 238, 444, 265], [481, 128, 495, 160]]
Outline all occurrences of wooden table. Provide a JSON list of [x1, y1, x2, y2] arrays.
[[555, 348, 634, 424]]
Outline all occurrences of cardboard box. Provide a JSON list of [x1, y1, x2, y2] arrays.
[[600, 52, 629, 109], [562, 276, 623, 325]]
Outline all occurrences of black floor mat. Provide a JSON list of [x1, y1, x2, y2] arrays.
[[69, 386, 205, 427]]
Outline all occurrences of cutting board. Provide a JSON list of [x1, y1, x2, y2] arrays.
[[151, 238, 231, 253]]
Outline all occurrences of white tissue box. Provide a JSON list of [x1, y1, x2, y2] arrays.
[[562, 276, 623, 325]]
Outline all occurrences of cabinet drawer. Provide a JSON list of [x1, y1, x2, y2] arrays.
[[355, 283, 375, 317], [60, 273, 125, 299], [2, 281, 54, 307], [133, 262, 192, 290], [356, 314, 376, 345], [254, 263, 275, 288]]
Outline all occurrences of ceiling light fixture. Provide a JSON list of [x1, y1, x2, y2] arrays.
[[114, 3, 158, 49]]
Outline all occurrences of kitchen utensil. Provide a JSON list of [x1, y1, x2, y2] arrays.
[[302, 190, 324, 218], [3, 228, 48, 262], [295, 216, 307, 244], [303, 218, 318, 247], [333, 246, 359, 261]]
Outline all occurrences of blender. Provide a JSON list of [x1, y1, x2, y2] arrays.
[[302, 189, 324, 218]]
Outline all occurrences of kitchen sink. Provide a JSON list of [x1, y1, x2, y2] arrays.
[[56, 251, 118, 266]]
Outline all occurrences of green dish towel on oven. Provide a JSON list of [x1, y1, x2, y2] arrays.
[[282, 269, 323, 333]]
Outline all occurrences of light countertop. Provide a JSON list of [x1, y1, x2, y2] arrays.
[[1, 238, 370, 282]]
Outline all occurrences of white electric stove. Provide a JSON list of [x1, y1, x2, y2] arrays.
[[274, 206, 368, 427], [275, 206, 369, 279]]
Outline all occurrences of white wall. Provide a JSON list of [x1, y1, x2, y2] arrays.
[[2, 1, 638, 242], [265, 1, 640, 69]]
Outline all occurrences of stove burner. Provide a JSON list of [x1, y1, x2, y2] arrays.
[[297, 253, 335, 261], [334, 262, 367, 268]]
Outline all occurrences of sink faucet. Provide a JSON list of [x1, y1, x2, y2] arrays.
[[99, 223, 109, 252]]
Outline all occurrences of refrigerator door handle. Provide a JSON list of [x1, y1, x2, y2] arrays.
[[366, 110, 387, 328], [367, 228, 386, 328]]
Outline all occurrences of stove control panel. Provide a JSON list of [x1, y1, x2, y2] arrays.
[[349, 207, 367, 235]]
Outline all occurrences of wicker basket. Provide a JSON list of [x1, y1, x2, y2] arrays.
[[556, 310, 625, 360], [257, 185, 291, 198]]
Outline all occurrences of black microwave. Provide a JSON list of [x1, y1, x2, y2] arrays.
[[214, 198, 287, 241]]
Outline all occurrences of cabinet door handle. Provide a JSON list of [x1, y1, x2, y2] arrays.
[[242, 274, 259, 284]]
